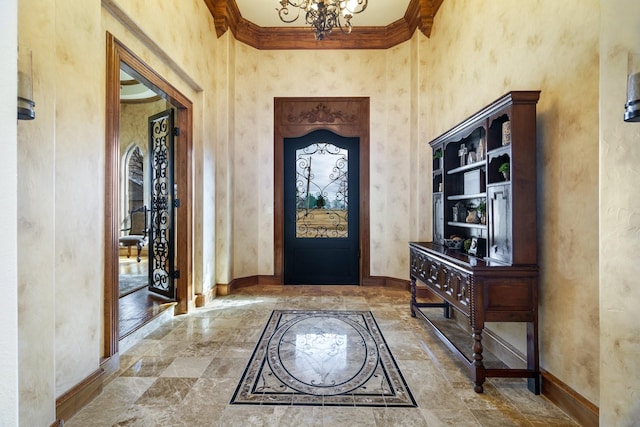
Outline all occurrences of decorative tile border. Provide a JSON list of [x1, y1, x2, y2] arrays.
[[231, 310, 416, 407]]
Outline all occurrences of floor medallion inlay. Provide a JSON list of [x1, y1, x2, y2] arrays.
[[231, 310, 416, 407]]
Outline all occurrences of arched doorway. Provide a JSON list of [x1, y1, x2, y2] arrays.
[[274, 97, 370, 285]]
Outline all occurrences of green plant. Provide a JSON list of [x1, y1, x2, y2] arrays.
[[433, 149, 443, 159], [476, 200, 486, 215], [498, 162, 510, 174]]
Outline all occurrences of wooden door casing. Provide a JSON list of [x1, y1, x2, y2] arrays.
[[105, 33, 193, 360], [274, 98, 370, 285]]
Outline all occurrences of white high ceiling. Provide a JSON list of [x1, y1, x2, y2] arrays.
[[235, 0, 412, 28], [120, 70, 157, 101]]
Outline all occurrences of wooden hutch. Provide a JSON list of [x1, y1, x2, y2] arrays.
[[410, 91, 541, 393]]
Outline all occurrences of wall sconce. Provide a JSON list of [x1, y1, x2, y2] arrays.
[[17, 46, 35, 120], [625, 53, 640, 122]]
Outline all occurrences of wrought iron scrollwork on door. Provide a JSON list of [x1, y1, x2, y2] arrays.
[[295, 142, 348, 238], [148, 109, 175, 298]]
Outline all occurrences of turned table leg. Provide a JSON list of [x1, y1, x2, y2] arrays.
[[473, 328, 486, 393], [410, 277, 417, 317]]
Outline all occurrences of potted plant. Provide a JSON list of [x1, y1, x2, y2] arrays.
[[477, 200, 486, 224], [433, 149, 443, 170], [499, 162, 510, 181]]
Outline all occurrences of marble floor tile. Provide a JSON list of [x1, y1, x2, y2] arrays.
[[201, 356, 248, 379], [65, 285, 580, 427], [135, 377, 198, 406], [160, 356, 214, 378], [120, 356, 175, 377]]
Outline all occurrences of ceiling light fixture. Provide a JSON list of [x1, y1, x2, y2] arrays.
[[277, 0, 368, 41]]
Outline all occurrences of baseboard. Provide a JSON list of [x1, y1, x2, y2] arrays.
[[49, 420, 64, 427], [362, 275, 410, 290], [99, 354, 120, 384], [56, 368, 105, 423], [221, 275, 410, 290], [480, 328, 598, 426], [479, 323, 598, 426], [216, 282, 231, 296], [258, 275, 282, 285], [218, 276, 257, 295], [218, 275, 284, 295], [541, 370, 599, 427], [415, 284, 598, 425], [195, 285, 217, 307]]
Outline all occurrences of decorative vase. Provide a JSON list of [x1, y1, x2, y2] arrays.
[[502, 121, 511, 146]]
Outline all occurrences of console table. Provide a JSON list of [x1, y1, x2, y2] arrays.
[[411, 91, 541, 393]]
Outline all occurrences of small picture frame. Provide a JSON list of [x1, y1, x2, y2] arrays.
[[468, 237, 485, 257], [468, 237, 479, 256]]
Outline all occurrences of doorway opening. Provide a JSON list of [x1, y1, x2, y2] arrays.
[[274, 97, 370, 285], [104, 33, 193, 361]]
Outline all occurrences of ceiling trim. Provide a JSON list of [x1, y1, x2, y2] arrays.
[[204, 0, 443, 50]]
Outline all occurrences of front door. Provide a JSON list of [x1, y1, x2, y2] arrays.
[[284, 129, 360, 284], [147, 109, 176, 299]]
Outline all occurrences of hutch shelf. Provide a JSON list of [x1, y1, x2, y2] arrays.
[[410, 91, 541, 394]]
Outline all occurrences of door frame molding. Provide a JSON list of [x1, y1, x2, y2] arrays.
[[104, 33, 193, 359], [274, 97, 370, 284]]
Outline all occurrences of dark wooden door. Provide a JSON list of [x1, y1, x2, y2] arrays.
[[147, 109, 176, 299], [283, 129, 360, 284]]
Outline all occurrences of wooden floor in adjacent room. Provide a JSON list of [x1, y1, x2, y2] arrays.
[[119, 255, 174, 339]]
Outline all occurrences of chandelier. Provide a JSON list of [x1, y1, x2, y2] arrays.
[[277, 0, 368, 41]]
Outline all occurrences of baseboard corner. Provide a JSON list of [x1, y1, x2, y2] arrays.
[[56, 368, 105, 423], [541, 370, 599, 427]]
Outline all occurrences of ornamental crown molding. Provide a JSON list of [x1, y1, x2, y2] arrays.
[[203, 0, 443, 50]]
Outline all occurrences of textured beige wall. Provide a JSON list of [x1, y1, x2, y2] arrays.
[[120, 100, 169, 159], [421, 0, 600, 405], [17, 0, 58, 423], [16, 0, 219, 423], [52, 0, 106, 400], [19, 0, 636, 423], [2, 1, 19, 424], [215, 33, 235, 285], [229, 42, 429, 280], [600, 1, 640, 424], [102, 0, 219, 374], [227, 1, 602, 407], [103, 0, 219, 297]]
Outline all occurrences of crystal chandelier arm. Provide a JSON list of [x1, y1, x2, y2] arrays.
[[336, 14, 353, 35], [343, 0, 368, 14], [277, 0, 368, 40], [277, 0, 305, 24]]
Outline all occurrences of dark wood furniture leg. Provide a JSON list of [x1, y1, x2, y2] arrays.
[[410, 277, 417, 317], [473, 327, 486, 393], [527, 321, 541, 394]]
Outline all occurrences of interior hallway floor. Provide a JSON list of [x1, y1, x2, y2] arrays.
[[66, 285, 579, 426]]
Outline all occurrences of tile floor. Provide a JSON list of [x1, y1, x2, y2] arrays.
[[66, 285, 579, 427], [230, 309, 416, 407]]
